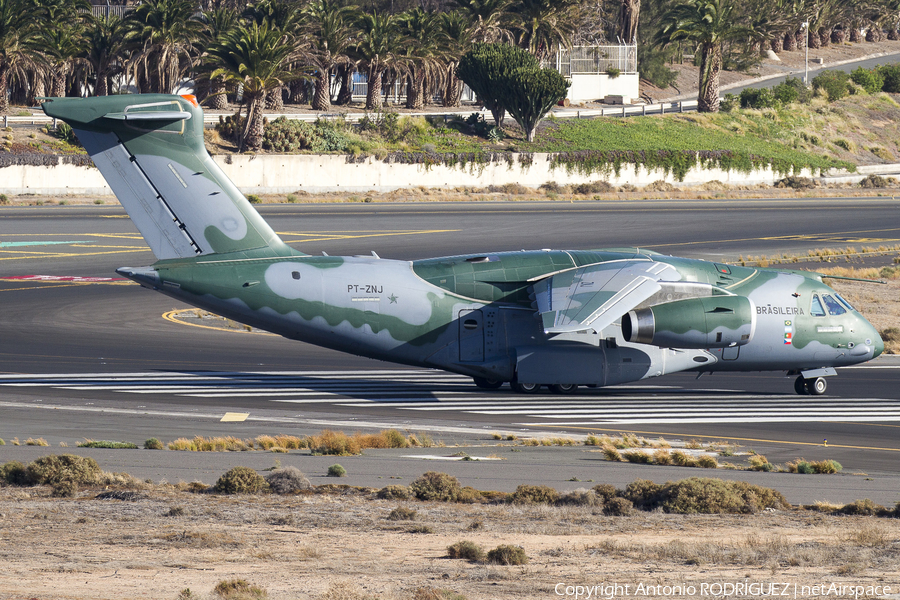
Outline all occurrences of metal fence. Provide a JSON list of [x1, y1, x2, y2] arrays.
[[88, 5, 133, 17], [550, 44, 638, 77]]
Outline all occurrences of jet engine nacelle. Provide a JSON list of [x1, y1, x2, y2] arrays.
[[622, 296, 756, 349]]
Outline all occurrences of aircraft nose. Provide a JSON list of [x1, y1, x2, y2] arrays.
[[873, 329, 884, 359]]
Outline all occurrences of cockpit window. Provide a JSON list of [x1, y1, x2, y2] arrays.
[[821, 294, 847, 316], [835, 293, 856, 312], [810, 295, 826, 317]]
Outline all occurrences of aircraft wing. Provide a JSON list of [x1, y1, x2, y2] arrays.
[[531, 260, 679, 334]]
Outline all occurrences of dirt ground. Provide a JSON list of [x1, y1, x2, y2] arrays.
[[0, 486, 898, 600]]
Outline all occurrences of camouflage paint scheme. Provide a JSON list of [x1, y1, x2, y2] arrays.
[[42, 95, 883, 395]]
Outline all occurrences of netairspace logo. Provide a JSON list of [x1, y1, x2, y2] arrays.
[[553, 582, 894, 600]]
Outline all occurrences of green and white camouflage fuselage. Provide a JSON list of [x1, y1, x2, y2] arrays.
[[42, 94, 883, 394]]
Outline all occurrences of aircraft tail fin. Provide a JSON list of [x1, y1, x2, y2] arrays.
[[42, 94, 298, 261]]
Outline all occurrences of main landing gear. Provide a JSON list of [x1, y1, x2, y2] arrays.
[[794, 375, 827, 395], [472, 377, 580, 394]]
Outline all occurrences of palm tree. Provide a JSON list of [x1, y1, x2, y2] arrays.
[[507, 0, 580, 59], [451, 0, 512, 43], [242, 0, 303, 110], [397, 7, 445, 109], [83, 14, 129, 96], [303, 0, 358, 111], [440, 10, 476, 107], [208, 20, 296, 151], [199, 7, 239, 109], [0, 0, 41, 111], [656, 0, 754, 112], [353, 11, 402, 110], [126, 0, 204, 94]]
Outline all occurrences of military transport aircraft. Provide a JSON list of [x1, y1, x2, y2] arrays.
[[42, 94, 884, 396]]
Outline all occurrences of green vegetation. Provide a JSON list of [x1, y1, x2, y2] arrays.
[[447, 540, 485, 561], [144, 438, 164, 450], [410, 471, 461, 502], [213, 466, 268, 494], [327, 463, 347, 477], [486, 544, 529, 565], [213, 579, 268, 600], [76, 440, 139, 449]]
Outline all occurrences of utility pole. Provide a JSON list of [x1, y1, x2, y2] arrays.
[[803, 22, 810, 85]]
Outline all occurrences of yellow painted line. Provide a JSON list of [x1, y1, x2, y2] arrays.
[[221, 412, 250, 422], [162, 309, 276, 336], [0, 282, 133, 292], [532, 424, 900, 452], [0, 249, 152, 262]]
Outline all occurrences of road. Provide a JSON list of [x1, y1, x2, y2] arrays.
[[1, 200, 898, 503]]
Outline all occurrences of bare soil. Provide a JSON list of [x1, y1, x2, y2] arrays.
[[0, 486, 898, 600]]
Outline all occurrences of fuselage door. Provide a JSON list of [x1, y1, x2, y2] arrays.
[[459, 309, 485, 362]]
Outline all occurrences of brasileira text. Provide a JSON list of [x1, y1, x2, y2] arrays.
[[757, 305, 804, 315]]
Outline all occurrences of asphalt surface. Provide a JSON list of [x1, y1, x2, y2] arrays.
[[728, 54, 900, 94], [1, 200, 899, 504]]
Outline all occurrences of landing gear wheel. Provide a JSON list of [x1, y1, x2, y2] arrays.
[[512, 381, 542, 394], [805, 377, 827, 395], [473, 377, 503, 390], [794, 376, 808, 395], [549, 383, 578, 394]]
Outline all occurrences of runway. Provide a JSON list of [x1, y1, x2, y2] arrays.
[[1, 200, 899, 501]]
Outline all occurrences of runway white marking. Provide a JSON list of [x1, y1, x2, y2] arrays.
[[2, 369, 899, 425]]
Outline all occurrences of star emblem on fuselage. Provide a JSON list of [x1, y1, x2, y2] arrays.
[[388, 294, 398, 304]]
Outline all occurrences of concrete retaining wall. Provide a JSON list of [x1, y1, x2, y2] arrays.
[[1, 153, 881, 196]]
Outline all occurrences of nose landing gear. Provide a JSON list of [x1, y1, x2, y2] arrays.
[[795, 375, 827, 395]]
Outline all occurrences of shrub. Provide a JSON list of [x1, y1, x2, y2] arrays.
[[510, 484, 559, 504], [775, 175, 816, 189], [840, 498, 884, 516], [622, 450, 651, 464], [696, 455, 718, 469], [654, 449, 673, 465], [851, 67, 884, 94], [670, 450, 696, 467], [811, 459, 842, 474], [657, 478, 789, 514], [76, 440, 138, 449], [213, 579, 267, 600], [622, 479, 662, 510], [263, 117, 350, 153], [213, 467, 268, 494], [307, 430, 361, 456], [602, 446, 622, 461], [877, 64, 900, 93], [52, 479, 79, 498], [748, 455, 775, 472], [327, 464, 347, 477], [144, 438, 164, 450], [0, 461, 29, 486], [381, 429, 411, 448], [812, 70, 851, 101], [26, 454, 100, 485], [247, 194, 262, 204], [456, 486, 485, 504], [789, 460, 816, 474], [556, 490, 602, 507], [592, 483, 617, 502], [447, 540, 485, 561], [387, 506, 417, 521], [604, 497, 634, 516], [264, 466, 310, 494], [859, 174, 893, 188], [719, 93, 738, 112], [739, 87, 776, 109], [410, 471, 460, 502], [377, 484, 410, 500], [487, 545, 528, 565], [775, 77, 811, 104]]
